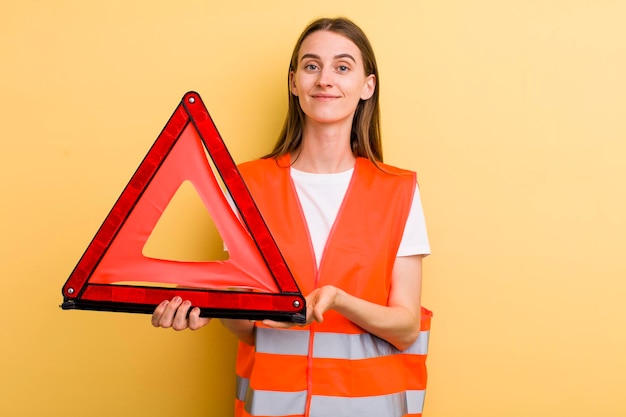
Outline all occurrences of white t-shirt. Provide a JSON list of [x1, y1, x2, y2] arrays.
[[290, 167, 430, 267]]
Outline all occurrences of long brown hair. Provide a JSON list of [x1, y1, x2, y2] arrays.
[[265, 17, 383, 162]]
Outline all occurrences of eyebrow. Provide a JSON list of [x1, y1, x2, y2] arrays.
[[300, 53, 357, 63]]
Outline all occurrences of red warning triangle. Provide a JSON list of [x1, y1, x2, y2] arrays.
[[61, 91, 305, 322]]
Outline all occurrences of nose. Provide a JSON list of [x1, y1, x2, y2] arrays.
[[317, 67, 334, 87]]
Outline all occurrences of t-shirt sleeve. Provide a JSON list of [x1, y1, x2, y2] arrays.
[[396, 184, 431, 257]]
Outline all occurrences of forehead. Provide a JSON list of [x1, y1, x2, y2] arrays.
[[298, 30, 362, 61]]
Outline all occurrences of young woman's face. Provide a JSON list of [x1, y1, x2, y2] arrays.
[[290, 30, 376, 127]]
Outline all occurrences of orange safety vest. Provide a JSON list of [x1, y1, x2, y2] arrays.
[[234, 155, 432, 417]]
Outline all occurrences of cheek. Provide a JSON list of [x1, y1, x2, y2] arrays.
[[292, 79, 309, 96], [348, 83, 368, 101], [292, 75, 311, 94]]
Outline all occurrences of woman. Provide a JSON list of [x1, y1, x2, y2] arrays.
[[152, 17, 431, 417]]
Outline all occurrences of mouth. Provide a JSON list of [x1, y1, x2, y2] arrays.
[[311, 94, 339, 101]]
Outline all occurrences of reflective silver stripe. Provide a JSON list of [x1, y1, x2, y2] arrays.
[[256, 328, 430, 359], [236, 375, 249, 402], [244, 388, 307, 416], [310, 392, 405, 417], [256, 327, 310, 355], [310, 390, 425, 417], [244, 389, 425, 417], [404, 330, 430, 356], [314, 330, 430, 359], [406, 390, 427, 414]]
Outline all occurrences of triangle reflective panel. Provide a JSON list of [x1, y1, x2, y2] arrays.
[[61, 91, 306, 323]]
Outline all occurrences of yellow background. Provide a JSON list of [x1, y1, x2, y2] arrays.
[[2, 1, 625, 416]]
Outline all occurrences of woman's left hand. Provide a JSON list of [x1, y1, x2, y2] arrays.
[[303, 285, 340, 323], [260, 255, 423, 350], [262, 285, 341, 328]]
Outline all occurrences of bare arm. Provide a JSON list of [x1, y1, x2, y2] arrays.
[[220, 319, 255, 345], [264, 254, 423, 351], [150, 255, 423, 348]]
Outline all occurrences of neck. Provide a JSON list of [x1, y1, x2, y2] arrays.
[[292, 122, 356, 173]]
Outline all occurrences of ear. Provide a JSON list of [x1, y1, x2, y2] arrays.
[[290, 71, 299, 96], [360, 74, 376, 100]]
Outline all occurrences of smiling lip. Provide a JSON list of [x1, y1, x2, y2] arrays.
[[312, 94, 339, 101]]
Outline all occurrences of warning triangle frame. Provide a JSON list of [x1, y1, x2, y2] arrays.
[[61, 91, 306, 323]]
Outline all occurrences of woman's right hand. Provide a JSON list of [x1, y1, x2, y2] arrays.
[[151, 296, 211, 331]]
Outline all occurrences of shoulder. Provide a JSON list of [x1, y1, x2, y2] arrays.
[[238, 157, 276, 172], [357, 158, 416, 184], [237, 157, 290, 195], [238, 157, 285, 178]]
